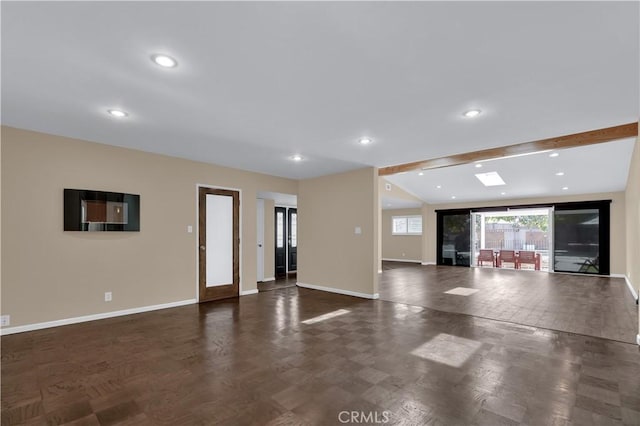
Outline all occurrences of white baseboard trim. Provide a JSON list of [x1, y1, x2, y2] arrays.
[[611, 274, 638, 301], [0, 299, 196, 336], [240, 289, 259, 296], [378, 269, 383, 274], [421, 261, 436, 266], [296, 282, 379, 300], [382, 258, 421, 263], [637, 334, 640, 346], [623, 275, 638, 301], [260, 277, 276, 282]]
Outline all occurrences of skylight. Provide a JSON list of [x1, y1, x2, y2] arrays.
[[475, 171, 506, 186]]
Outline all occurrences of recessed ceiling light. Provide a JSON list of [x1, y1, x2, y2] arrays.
[[358, 137, 372, 145], [501, 192, 506, 195], [107, 109, 128, 118], [562, 186, 569, 190], [475, 171, 506, 187], [436, 185, 442, 189], [555, 172, 565, 176], [418, 172, 424, 176], [549, 152, 559, 158], [451, 196, 457, 199], [475, 164, 483, 168], [151, 54, 178, 68], [463, 109, 481, 118], [290, 154, 303, 162]]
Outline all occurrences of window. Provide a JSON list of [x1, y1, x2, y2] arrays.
[[392, 215, 422, 235]]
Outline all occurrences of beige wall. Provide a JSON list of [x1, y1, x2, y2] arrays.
[[381, 208, 422, 262], [624, 137, 640, 340], [299, 167, 379, 296], [378, 177, 422, 203], [0, 135, 2, 323], [263, 199, 275, 280], [378, 178, 423, 270], [1, 126, 297, 328], [421, 192, 627, 275], [422, 203, 437, 264], [378, 206, 382, 273]]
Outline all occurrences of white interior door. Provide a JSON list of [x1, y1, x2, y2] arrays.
[[471, 212, 481, 266], [257, 199, 265, 282]]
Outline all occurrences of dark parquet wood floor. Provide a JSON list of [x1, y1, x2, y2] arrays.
[[258, 273, 297, 293], [379, 262, 638, 344], [2, 285, 640, 425]]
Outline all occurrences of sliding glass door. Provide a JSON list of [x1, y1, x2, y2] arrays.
[[438, 200, 610, 275], [437, 210, 471, 266], [553, 201, 610, 275]]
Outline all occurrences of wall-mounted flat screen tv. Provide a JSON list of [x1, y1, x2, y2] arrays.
[[64, 189, 140, 231]]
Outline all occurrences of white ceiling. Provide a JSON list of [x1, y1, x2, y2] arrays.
[[1, 2, 638, 184], [385, 138, 637, 204], [380, 196, 422, 211]]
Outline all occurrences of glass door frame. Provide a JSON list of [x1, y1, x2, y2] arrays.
[[436, 208, 472, 266], [553, 200, 611, 275]]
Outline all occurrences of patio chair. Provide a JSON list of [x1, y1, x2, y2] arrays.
[[497, 250, 517, 268], [578, 255, 600, 273], [477, 249, 496, 267], [517, 250, 540, 270]]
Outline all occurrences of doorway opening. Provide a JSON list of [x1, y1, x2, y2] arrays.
[[471, 208, 552, 271], [256, 192, 297, 292]]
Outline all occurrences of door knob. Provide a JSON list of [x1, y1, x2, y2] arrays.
[[200, 245, 206, 251]]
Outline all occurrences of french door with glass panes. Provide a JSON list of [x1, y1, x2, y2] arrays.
[[275, 207, 297, 278]]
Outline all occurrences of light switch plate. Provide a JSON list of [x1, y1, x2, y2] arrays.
[[355, 226, 362, 235], [1, 315, 10, 327], [187, 225, 193, 233]]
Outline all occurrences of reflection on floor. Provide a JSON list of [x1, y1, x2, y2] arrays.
[[382, 260, 421, 271], [379, 261, 638, 343], [2, 287, 639, 425], [444, 287, 480, 296], [258, 272, 297, 292]]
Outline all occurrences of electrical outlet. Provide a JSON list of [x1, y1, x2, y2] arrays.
[[105, 292, 112, 302], [1, 315, 10, 327]]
